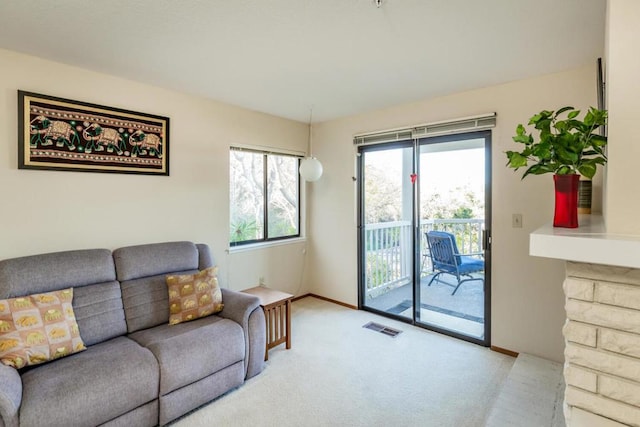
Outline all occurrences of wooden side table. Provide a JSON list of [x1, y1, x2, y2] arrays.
[[241, 286, 293, 361]]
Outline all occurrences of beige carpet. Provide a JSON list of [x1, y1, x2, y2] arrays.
[[173, 296, 514, 427], [485, 354, 565, 427]]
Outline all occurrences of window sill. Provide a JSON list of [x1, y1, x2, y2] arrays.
[[227, 237, 307, 254]]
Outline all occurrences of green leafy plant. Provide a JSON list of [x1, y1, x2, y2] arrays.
[[505, 106, 608, 179], [230, 218, 259, 243]]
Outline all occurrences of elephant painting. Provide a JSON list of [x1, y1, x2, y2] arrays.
[[83, 123, 126, 155], [129, 130, 163, 158], [29, 115, 80, 150]]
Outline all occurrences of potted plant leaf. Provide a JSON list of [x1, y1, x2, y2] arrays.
[[505, 106, 607, 228]]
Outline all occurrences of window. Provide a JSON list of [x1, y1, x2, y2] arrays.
[[230, 148, 300, 246]]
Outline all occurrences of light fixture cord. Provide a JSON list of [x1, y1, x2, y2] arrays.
[[308, 107, 314, 157]]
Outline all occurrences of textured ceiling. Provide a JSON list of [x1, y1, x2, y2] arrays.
[[0, 0, 606, 123]]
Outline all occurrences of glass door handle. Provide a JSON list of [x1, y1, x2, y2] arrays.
[[482, 230, 492, 251]]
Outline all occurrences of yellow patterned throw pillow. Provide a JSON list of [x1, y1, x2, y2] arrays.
[[166, 267, 223, 325], [0, 288, 86, 369]]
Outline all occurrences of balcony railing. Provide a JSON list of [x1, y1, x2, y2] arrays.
[[364, 218, 484, 298]]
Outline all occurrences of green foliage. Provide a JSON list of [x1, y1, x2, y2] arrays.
[[230, 218, 259, 243], [421, 184, 483, 221], [268, 217, 297, 239], [364, 164, 401, 223], [452, 206, 473, 219], [366, 253, 392, 290], [365, 228, 400, 251], [505, 106, 607, 179]]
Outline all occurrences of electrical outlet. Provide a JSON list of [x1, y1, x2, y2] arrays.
[[512, 213, 523, 228], [259, 276, 265, 286]]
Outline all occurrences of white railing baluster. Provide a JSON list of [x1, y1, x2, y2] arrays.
[[365, 218, 485, 297]]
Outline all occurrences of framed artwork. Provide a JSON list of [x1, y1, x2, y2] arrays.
[[18, 90, 169, 175]]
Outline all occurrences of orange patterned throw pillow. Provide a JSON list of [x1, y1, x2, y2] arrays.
[[0, 288, 86, 369], [166, 267, 224, 325]]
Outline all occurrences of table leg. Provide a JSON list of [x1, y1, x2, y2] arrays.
[[264, 306, 270, 361], [286, 299, 291, 349]]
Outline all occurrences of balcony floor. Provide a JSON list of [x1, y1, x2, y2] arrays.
[[365, 272, 485, 339]]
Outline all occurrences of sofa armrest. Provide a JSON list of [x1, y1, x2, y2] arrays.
[[219, 289, 266, 379], [0, 364, 21, 427]]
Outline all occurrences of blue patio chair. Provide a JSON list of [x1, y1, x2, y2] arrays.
[[424, 231, 484, 295]]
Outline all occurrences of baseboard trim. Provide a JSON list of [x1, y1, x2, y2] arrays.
[[294, 296, 516, 354], [291, 293, 310, 302], [293, 293, 357, 310], [491, 345, 519, 358]]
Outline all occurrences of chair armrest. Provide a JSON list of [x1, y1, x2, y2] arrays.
[[456, 252, 484, 257], [0, 364, 21, 427], [466, 252, 484, 256], [219, 289, 266, 379]]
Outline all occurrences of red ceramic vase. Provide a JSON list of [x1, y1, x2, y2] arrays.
[[553, 174, 580, 228]]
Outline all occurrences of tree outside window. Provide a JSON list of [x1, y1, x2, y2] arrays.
[[230, 149, 300, 245]]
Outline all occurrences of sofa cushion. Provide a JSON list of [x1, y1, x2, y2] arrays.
[[114, 241, 204, 333], [129, 315, 244, 395], [120, 271, 197, 333], [166, 267, 224, 325], [19, 336, 159, 427], [113, 242, 200, 282], [0, 289, 86, 369], [195, 243, 214, 270], [73, 281, 127, 347], [0, 249, 115, 299], [100, 400, 158, 427], [158, 362, 245, 426]]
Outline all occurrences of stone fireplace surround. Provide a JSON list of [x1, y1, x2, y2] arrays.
[[531, 214, 640, 427]]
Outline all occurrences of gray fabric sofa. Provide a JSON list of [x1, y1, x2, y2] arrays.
[[0, 241, 266, 427]]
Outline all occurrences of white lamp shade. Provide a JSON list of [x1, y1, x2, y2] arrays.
[[299, 157, 323, 182]]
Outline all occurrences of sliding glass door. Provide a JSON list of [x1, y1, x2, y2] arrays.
[[358, 131, 491, 346], [415, 133, 490, 343], [360, 143, 414, 320]]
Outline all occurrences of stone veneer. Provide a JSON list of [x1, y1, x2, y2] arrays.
[[563, 261, 640, 427]]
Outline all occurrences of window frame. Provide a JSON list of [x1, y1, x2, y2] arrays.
[[229, 147, 302, 247]]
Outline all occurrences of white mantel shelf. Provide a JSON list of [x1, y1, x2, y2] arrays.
[[529, 214, 640, 269]]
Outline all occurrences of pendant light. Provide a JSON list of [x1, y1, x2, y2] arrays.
[[299, 108, 323, 182]]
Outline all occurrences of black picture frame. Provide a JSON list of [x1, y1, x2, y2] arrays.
[[18, 90, 170, 176]]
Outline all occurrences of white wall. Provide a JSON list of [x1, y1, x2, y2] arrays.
[[308, 65, 600, 362], [0, 48, 309, 295], [604, 0, 640, 234], [0, 47, 609, 361]]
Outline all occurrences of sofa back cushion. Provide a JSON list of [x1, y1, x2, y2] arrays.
[[73, 281, 127, 346], [0, 249, 127, 346], [0, 249, 115, 296], [114, 242, 213, 333]]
